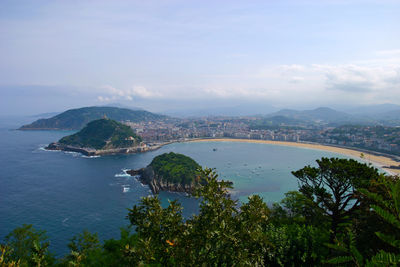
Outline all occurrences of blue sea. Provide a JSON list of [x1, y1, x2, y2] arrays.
[[0, 117, 350, 256]]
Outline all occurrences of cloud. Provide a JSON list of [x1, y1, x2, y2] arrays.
[[279, 64, 306, 72], [289, 76, 305, 83], [376, 49, 400, 56], [191, 55, 400, 106], [94, 51, 400, 107], [312, 64, 400, 93], [132, 86, 161, 98], [96, 85, 162, 103]]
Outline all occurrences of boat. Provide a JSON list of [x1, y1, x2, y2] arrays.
[[122, 185, 130, 193]]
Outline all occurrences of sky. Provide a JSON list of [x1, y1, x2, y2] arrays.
[[0, 0, 399, 116]]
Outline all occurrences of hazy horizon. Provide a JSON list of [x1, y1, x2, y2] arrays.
[[1, 0, 399, 116]]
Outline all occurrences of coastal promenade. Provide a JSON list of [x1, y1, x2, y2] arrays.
[[186, 138, 400, 175]]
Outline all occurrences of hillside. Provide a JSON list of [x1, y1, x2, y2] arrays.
[[268, 107, 355, 124], [20, 106, 167, 130], [249, 115, 306, 129], [57, 118, 142, 150]]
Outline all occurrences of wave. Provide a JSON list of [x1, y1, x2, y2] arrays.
[[62, 217, 70, 227], [114, 169, 131, 177], [35, 145, 59, 153], [81, 155, 101, 158], [64, 151, 80, 157]]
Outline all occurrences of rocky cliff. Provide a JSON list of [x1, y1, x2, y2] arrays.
[[46, 142, 157, 156], [127, 166, 200, 194]]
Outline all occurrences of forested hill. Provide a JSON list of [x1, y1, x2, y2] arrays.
[[20, 106, 167, 130], [127, 152, 205, 194], [57, 118, 142, 150], [150, 152, 202, 185]]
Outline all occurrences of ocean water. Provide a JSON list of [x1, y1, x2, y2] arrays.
[[0, 119, 349, 256]]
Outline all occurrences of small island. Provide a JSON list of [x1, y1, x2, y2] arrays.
[[127, 152, 205, 194], [46, 118, 154, 156]]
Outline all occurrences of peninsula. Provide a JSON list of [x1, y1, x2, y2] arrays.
[[46, 118, 154, 156], [127, 152, 205, 194]]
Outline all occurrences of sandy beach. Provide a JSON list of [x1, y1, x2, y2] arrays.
[[187, 138, 400, 175]]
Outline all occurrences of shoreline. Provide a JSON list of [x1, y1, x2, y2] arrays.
[[45, 142, 163, 156], [184, 138, 400, 175], [45, 137, 400, 175]]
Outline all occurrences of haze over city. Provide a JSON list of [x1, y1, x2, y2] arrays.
[[1, 0, 399, 116]]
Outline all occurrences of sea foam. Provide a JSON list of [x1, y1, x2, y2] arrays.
[[114, 169, 131, 177]]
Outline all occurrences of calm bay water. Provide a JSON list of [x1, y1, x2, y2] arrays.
[[0, 119, 348, 256]]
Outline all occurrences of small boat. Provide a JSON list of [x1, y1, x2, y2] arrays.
[[213, 148, 217, 151], [123, 185, 130, 193]]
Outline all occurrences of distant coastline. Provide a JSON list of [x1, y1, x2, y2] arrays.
[[45, 142, 163, 156], [45, 137, 400, 174], [185, 138, 400, 175]]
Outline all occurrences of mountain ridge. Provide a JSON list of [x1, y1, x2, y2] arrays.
[[20, 106, 167, 130]]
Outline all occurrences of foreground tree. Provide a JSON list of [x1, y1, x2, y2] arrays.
[[3, 159, 393, 266], [326, 175, 400, 266], [128, 167, 271, 266], [2, 224, 54, 266], [292, 157, 381, 242]]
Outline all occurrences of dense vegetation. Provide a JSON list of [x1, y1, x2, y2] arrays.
[[59, 119, 142, 150], [149, 152, 201, 184], [2, 157, 400, 266], [20, 106, 167, 130]]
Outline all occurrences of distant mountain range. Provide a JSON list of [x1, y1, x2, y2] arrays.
[[264, 105, 400, 126], [20, 106, 167, 130], [266, 107, 356, 124], [19, 104, 400, 130], [344, 103, 400, 116]]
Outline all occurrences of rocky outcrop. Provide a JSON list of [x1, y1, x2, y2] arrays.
[[127, 166, 199, 194], [46, 142, 158, 156]]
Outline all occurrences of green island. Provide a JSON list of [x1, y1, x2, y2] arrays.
[[20, 106, 167, 130], [46, 118, 146, 156], [150, 152, 201, 185], [127, 152, 207, 194], [2, 157, 400, 266]]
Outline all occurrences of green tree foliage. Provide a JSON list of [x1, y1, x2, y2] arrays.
[[59, 119, 141, 150], [64, 230, 101, 266], [292, 157, 380, 242], [264, 223, 329, 266], [150, 152, 202, 184], [270, 191, 325, 226], [0, 244, 20, 267], [128, 167, 271, 266], [3, 224, 54, 266], [326, 175, 400, 266], [268, 191, 330, 266]]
